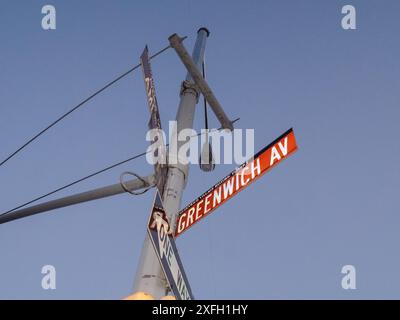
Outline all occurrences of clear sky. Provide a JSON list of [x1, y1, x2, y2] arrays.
[[0, 0, 399, 299]]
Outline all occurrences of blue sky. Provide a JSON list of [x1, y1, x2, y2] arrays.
[[0, 0, 399, 299]]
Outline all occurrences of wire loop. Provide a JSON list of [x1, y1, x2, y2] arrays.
[[119, 171, 154, 195]]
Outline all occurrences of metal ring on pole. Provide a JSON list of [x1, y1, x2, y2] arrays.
[[119, 171, 154, 196]]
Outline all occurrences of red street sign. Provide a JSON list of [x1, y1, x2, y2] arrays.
[[175, 128, 298, 237]]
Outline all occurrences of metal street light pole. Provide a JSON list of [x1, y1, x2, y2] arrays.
[[132, 28, 210, 299]]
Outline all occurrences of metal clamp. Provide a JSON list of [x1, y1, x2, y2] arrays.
[[180, 80, 200, 102]]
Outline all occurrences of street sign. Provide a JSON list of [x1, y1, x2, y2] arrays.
[[140, 46, 168, 195], [175, 128, 298, 237], [147, 190, 194, 300]]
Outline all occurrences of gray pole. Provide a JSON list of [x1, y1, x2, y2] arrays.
[[0, 175, 155, 225], [132, 28, 209, 299]]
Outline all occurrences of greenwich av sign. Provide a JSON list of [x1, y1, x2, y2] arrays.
[[175, 128, 298, 237]]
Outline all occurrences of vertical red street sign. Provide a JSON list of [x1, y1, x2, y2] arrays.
[[140, 46, 168, 195]]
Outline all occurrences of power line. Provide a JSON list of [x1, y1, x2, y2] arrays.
[[0, 43, 173, 169], [0, 117, 239, 217], [0, 151, 148, 216]]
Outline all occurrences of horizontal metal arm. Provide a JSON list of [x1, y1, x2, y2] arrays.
[[0, 174, 155, 225], [168, 33, 234, 131]]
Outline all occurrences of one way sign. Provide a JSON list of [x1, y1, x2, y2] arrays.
[[147, 190, 194, 300]]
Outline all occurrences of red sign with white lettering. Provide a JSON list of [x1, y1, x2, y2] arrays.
[[175, 128, 298, 237]]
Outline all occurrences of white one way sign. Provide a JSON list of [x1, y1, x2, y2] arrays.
[[147, 190, 194, 300]]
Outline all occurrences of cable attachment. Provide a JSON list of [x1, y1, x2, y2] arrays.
[[180, 80, 200, 102], [119, 172, 154, 195]]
